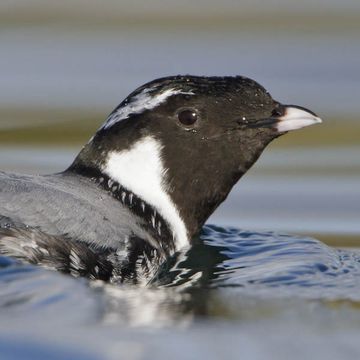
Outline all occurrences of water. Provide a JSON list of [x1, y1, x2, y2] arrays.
[[1, 226, 360, 360], [1, 2, 360, 358]]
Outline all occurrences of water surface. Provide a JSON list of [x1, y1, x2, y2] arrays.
[[1, 3, 360, 358], [1, 226, 360, 360]]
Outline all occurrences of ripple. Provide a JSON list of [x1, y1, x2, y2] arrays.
[[1, 226, 360, 359], [153, 225, 360, 300]]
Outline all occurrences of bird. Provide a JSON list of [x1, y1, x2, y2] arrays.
[[0, 75, 322, 283]]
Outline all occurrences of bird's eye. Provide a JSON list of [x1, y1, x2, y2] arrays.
[[177, 109, 198, 126], [271, 106, 284, 117]]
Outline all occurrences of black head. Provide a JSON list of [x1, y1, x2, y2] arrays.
[[70, 75, 321, 247]]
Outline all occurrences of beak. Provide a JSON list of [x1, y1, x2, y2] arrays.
[[247, 105, 322, 132], [274, 105, 322, 133]]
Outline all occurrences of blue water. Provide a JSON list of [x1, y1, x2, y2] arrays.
[[156, 226, 360, 295], [1, 2, 360, 358], [1, 225, 360, 359]]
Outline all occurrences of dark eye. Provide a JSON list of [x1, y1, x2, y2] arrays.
[[271, 105, 285, 117], [178, 109, 198, 126]]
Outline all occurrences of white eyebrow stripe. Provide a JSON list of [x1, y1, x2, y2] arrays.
[[101, 88, 194, 130]]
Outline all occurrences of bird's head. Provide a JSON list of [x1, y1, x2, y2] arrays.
[[70, 75, 322, 249]]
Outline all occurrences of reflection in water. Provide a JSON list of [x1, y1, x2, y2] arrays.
[[1, 226, 360, 358], [0, 3, 359, 358], [156, 226, 360, 293], [63, 225, 360, 327]]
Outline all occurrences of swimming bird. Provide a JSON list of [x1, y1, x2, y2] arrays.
[[0, 75, 321, 283]]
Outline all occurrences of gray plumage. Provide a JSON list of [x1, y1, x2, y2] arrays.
[[0, 171, 155, 249], [0, 172, 166, 283]]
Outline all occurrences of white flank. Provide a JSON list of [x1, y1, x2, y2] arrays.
[[102, 87, 194, 130], [103, 136, 189, 250], [276, 106, 322, 132]]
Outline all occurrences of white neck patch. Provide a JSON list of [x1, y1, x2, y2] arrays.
[[102, 136, 188, 250], [101, 87, 194, 130]]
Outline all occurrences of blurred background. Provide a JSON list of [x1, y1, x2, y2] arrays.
[[1, 3, 360, 359], [0, 0, 359, 246]]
